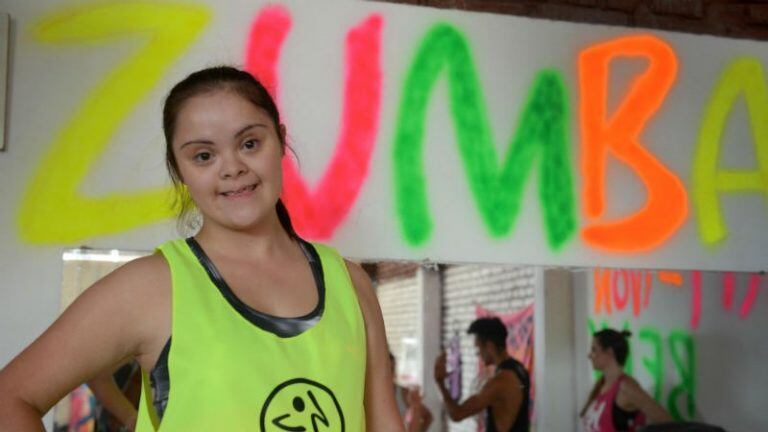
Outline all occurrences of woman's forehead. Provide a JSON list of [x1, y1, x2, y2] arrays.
[[174, 92, 275, 141], [180, 91, 271, 122]]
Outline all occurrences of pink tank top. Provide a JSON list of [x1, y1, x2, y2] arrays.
[[582, 375, 646, 432]]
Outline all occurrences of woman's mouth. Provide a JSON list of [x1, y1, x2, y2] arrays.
[[221, 183, 258, 198]]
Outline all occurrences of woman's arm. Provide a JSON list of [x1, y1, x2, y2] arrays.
[[87, 361, 138, 430], [0, 255, 168, 429], [345, 260, 405, 432], [619, 377, 673, 423]]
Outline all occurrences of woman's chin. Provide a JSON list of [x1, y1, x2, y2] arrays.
[[226, 218, 266, 231], [201, 205, 279, 233], [217, 207, 268, 227], [205, 213, 266, 232]]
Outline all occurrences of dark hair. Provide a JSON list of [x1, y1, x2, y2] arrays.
[[162, 66, 295, 237], [467, 317, 508, 350], [580, 328, 632, 417], [594, 328, 631, 366]]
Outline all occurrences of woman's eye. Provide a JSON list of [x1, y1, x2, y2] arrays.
[[194, 152, 212, 162], [243, 139, 259, 150]]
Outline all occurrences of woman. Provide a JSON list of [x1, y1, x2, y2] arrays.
[[0, 67, 403, 431], [581, 329, 672, 432]]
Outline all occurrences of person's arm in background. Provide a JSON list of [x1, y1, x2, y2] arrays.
[[346, 260, 405, 432], [434, 352, 508, 422], [87, 360, 138, 431], [619, 377, 673, 423], [405, 387, 432, 432]]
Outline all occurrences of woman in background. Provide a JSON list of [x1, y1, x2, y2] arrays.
[[581, 328, 672, 432]]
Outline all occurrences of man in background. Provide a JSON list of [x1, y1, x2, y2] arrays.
[[434, 317, 530, 432]]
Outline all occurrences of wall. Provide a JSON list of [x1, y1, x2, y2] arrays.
[[534, 269, 577, 432], [376, 269, 422, 380], [420, 266, 443, 432]]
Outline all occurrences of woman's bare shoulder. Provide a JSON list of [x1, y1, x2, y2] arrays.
[[618, 375, 649, 403], [97, 253, 170, 295], [84, 252, 172, 365], [619, 375, 642, 392], [80, 252, 172, 333], [343, 259, 374, 300]]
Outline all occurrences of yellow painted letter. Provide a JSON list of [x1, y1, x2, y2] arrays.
[[18, 2, 210, 243], [693, 58, 768, 245]]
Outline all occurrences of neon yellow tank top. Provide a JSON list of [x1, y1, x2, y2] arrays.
[[135, 239, 367, 431]]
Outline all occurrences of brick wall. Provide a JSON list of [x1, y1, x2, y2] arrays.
[[375, 268, 422, 380], [371, 0, 768, 41]]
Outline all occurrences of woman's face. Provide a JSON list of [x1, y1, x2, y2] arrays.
[[171, 89, 284, 231], [588, 338, 611, 371]]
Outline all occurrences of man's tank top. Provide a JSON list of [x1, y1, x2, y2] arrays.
[[134, 238, 367, 431], [581, 374, 646, 432], [485, 357, 530, 432]]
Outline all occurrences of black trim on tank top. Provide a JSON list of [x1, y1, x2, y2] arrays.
[[485, 358, 530, 432], [612, 397, 642, 430], [185, 236, 325, 337], [149, 337, 171, 419]]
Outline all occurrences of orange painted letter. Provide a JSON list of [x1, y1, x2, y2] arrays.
[[579, 35, 688, 252]]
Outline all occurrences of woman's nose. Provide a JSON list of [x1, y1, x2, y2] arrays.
[[220, 153, 248, 178]]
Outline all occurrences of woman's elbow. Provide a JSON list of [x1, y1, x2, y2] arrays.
[[0, 394, 46, 430], [447, 410, 469, 422], [649, 410, 673, 424]]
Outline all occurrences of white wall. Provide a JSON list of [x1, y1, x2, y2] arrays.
[[534, 269, 577, 432], [419, 266, 444, 432], [377, 273, 422, 377]]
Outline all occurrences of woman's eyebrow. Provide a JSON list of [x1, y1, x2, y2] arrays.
[[179, 124, 268, 149], [234, 123, 268, 138], [179, 139, 214, 150]]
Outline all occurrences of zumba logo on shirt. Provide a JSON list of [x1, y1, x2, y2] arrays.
[[582, 400, 606, 432], [260, 378, 345, 431]]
